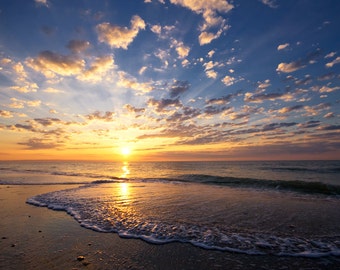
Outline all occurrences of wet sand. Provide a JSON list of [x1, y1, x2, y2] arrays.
[[0, 185, 339, 270]]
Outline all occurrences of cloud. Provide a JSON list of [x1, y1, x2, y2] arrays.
[[244, 92, 294, 103], [43, 87, 65, 93], [7, 98, 41, 109], [26, 51, 85, 78], [170, 0, 233, 29], [139, 66, 148, 75], [206, 93, 238, 106], [205, 69, 218, 79], [169, 80, 190, 98], [170, 0, 233, 45], [326, 56, 340, 68], [203, 61, 219, 70], [148, 98, 182, 112], [204, 105, 230, 116], [257, 79, 271, 89], [67, 40, 90, 53], [124, 104, 146, 114], [35, 0, 49, 7], [325, 52, 336, 59], [150, 24, 162, 35], [298, 120, 320, 129], [117, 71, 153, 93], [96, 15, 145, 49], [261, 122, 296, 131], [175, 42, 190, 59], [166, 106, 201, 122], [278, 105, 304, 114], [34, 118, 62, 126], [18, 138, 60, 150], [10, 84, 38, 93], [198, 30, 222, 45], [0, 110, 13, 118], [182, 59, 190, 67], [317, 125, 340, 131], [277, 49, 321, 73], [277, 43, 289, 51], [319, 85, 340, 93], [317, 72, 335, 81], [3, 61, 39, 93], [304, 103, 331, 116], [276, 61, 305, 73], [324, 112, 334, 119], [78, 55, 114, 82], [260, 0, 278, 8], [86, 111, 116, 122], [221, 75, 239, 86], [207, 50, 215, 58]]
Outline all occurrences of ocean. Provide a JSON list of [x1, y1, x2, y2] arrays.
[[1, 160, 340, 257]]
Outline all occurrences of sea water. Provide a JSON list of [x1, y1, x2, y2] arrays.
[[1, 160, 340, 257]]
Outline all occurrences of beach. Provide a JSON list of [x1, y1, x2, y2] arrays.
[[1, 184, 339, 270]]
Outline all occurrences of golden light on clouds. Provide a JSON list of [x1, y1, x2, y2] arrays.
[[0, 0, 339, 161]]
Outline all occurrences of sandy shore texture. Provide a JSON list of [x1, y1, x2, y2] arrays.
[[1, 185, 339, 270]]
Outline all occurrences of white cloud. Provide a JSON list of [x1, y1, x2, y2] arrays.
[[26, 51, 85, 78], [150, 24, 162, 35], [0, 110, 13, 118], [43, 87, 65, 94], [182, 59, 190, 67], [319, 85, 340, 93], [96, 15, 145, 49], [325, 52, 336, 59], [198, 30, 222, 46], [174, 42, 190, 59], [325, 56, 340, 68], [257, 79, 271, 89], [170, 0, 233, 44], [207, 50, 215, 58], [260, 0, 278, 8], [276, 61, 305, 73], [117, 71, 153, 93], [78, 55, 115, 82], [35, 0, 49, 7], [203, 61, 218, 71], [221, 75, 236, 86], [277, 43, 289, 51], [139, 66, 147, 75], [206, 69, 217, 79]]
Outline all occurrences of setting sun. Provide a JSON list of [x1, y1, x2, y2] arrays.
[[121, 147, 132, 156]]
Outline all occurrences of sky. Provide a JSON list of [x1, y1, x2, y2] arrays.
[[0, 0, 339, 161]]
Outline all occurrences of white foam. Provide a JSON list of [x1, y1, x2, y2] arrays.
[[26, 182, 340, 257]]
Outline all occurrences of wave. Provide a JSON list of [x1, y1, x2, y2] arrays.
[[265, 166, 340, 174], [1, 172, 340, 196], [174, 174, 340, 196], [26, 183, 340, 258]]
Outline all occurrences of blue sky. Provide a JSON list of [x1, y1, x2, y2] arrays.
[[0, 0, 339, 160]]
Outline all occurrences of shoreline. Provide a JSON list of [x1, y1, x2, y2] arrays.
[[1, 185, 339, 269]]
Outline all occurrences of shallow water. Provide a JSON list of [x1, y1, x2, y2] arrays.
[[1, 160, 340, 257], [27, 181, 340, 257]]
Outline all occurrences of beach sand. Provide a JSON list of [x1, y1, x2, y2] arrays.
[[1, 185, 339, 270]]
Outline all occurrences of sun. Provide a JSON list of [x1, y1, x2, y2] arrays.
[[121, 146, 131, 156]]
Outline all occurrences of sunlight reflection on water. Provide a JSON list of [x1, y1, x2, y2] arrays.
[[120, 162, 130, 178]]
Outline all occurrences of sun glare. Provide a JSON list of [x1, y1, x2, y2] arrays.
[[121, 147, 131, 156]]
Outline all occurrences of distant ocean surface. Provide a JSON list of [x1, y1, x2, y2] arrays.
[[1, 160, 340, 257]]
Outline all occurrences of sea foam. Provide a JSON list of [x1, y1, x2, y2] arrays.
[[27, 181, 340, 257]]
